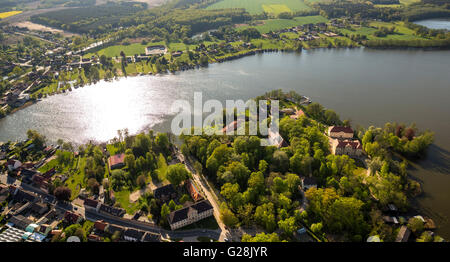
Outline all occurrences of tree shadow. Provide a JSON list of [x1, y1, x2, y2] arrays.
[[409, 144, 450, 175]]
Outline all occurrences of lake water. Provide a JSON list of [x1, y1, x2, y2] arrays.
[[1, 48, 450, 238], [414, 18, 450, 30]]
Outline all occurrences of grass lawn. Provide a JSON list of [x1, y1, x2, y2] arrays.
[[115, 190, 140, 214], [207, 0, 310, 14], [65, 157, 86, 200], [0, 11, 22, 19], [156, 153, 168, 182], [240, 15, 328, 33], [176, 216, 220, 231], [84, 43, 148, 58], [339, 21, 426, 41], [399, 0, 420, 5]]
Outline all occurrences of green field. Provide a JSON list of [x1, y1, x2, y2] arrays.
[[206, 0, 311, 15], [240, 15, 328, 33], [339, 21, 427, 41], [399, 0, 420, 5]]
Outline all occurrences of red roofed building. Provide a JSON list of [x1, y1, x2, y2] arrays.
[[64, 211, 82, 225], [290, 108, 305, 120], [185, 179, 203, 202], [108, 153, 125, 170], [94, 220, 108, 231], [328, 126, 354, 139], [330, 138, 363, 157]]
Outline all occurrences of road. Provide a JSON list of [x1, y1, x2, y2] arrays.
[[174, 148, 231, 241]]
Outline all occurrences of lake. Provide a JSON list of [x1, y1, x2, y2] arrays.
[[1, 48, 450, 238], [414, 18, 450, 30]]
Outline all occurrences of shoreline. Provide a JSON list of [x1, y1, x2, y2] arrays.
[[1, 45, 449, 121]]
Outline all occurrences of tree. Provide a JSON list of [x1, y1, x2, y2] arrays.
[[278, 217, 296, 236], [407, 217, 424, 235], [272, 150, 289, 173], [242, 232, 281, 242], [54, 186, 71, 201], [27, 129, 46, 150], [220, 203, 239, 227], [166, 163, 189, 187], [137, 174, 146, 188], [87, 178, 100, 195]]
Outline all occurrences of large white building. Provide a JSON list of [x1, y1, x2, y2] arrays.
[[168, 200, 214, 230]]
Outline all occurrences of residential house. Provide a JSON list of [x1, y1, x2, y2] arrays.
[[108, 153, 125, 170], [330, 138, 363, 157], [105, 224, 124, 238], [396, 225, 411, 242], [64, 210, 82, 225], [153, 184, 177, 203], [94, 220, 108, 232], [141, 232, 161, 242], [9, 215, 33, 230], [167, 200, 214, 230], [185, 179, 203, 202], [328, 126, 354, 139], [99, 203, 125, 217], [123, 228, 145, 242]]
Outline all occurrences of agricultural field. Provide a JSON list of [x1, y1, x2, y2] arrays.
[[0, 11, 22, 19], [239, 15, 328, 33], [339, 21, 426, 41], [206, 0, 311, 15], [399, 0, 421, 5]]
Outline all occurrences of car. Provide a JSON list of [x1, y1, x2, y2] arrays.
[[202, 229, 206, 233]]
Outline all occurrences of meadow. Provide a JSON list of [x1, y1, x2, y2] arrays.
[[339, 21, 426, 41], [206, 0, 311, 15], [239, 15, 328, 33]]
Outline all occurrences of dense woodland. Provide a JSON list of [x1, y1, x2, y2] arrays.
[[178, 90, 435, 241]]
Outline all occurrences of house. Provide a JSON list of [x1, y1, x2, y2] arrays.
[[32, 174, 50, 191], [185, 179, 203, 202], [302, 177, 317, 191], [167, 200, 214, 230], [83, 198, 100, 210], [30, 202, 49, 216], [99, 204, 125, 217], [94, 220, 108, 232], [9, 215, 33, 230], [6, 159, 22, 172], [9, 186, 38, 203], [328, 126, 354, 139], [290, 109, 305, 120], [108, 153, 125, 170], [267, 129, 288, 148], [123, 228, 145, 242], [105, 224, 124, 237], [172, 51, 183, 57], [383, 216, 399, 224], [88, 234, 102, 242], [145, 45, 167, 55], [395, 225, 411, 242], [141, 232, 161, 242], [153, 184, 177, 203], [330, 138, 363, 157], [38, 224, 53, 236], [64, 210, 82, 225]]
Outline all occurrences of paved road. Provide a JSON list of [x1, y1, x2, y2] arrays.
[[175, 148, 231, 241]]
